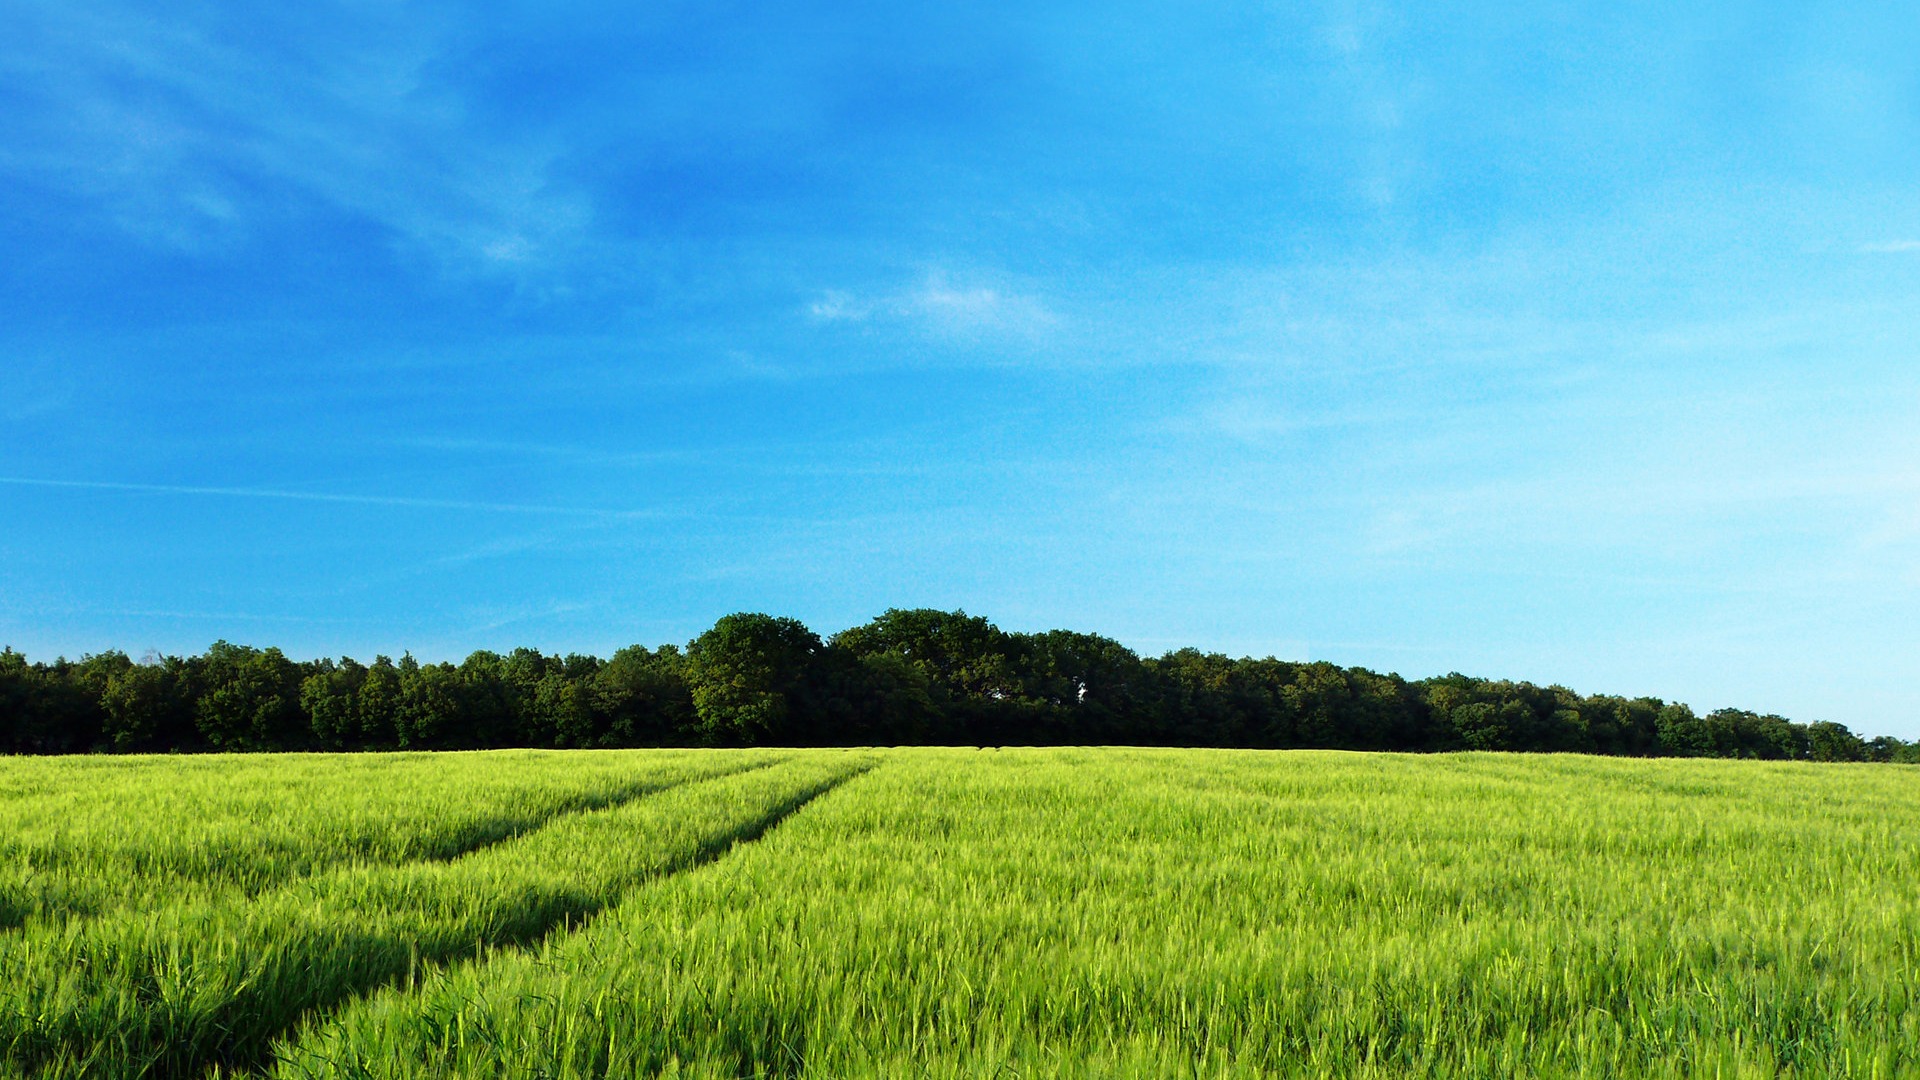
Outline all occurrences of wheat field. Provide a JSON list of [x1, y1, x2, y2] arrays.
[[2, 748, 1916, 1078]]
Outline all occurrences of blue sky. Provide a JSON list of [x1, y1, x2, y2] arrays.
[[3, 1, 1918, 735]]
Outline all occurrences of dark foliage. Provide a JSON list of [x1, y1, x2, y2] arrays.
[[1, 612, 1911, 760]]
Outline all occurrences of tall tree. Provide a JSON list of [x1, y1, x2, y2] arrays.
[[193, 642, 305, 750], [593, 645, 695, 746], [103, 654, 199, 752], [685, 613, 822, 743]]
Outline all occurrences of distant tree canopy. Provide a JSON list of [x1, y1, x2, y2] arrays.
[[1, 610, 1911, 761]]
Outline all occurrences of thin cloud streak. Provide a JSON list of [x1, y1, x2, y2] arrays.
[[38, 607, 368, 625], [0, 476, 666, 520]]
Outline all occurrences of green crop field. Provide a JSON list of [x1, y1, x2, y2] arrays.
[[1, 750, 1916, 1079]]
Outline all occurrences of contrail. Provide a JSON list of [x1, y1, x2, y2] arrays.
[[0, 476, 659, 519]]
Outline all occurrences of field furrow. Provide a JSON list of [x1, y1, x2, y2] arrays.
[[0, 751, 871, 1080], [0, 751, 775, 930]]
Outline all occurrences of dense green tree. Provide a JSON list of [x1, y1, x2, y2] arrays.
[[396, 656, 470, 749], [20, 656, 109, 752], [832, 608, 1041, 743], [1807, 720, 1867, 762], [1866, 735, 1920, 763], [451, 652, 517, 747], [0, 648, 39, 753], [103, 654, 198, 751], [1576, 695, 1664, 756], [1655, 703, 1710, 756], [356, 656, 404, 748], [809, 646, 947, 745], [301, 658, 367, 749], [194, 642, 305, 750], [592, 645, 695, 746], [686, 614, 822, 743], [1446, 701, 1510, 750], [1146, 651, 1291, 747], [1017, 630, 1152, 744], [1539, 686, 1598, 753], [1276, 663, 1425, 750], [529, 670, 593, 747]]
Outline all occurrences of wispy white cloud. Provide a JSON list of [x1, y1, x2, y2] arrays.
[[901, 274, 1059, 337], [806, 290, 869, 323], [0, 5, 590, 275], [806, 270, 1058, 341]]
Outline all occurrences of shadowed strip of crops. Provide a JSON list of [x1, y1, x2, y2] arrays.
[[0, 751, 777, 929], [0, 752, 871, 1080]]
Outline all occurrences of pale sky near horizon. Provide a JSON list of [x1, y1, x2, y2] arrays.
[[3, 2, 1918, 735]]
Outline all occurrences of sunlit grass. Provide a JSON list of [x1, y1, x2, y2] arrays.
[[278, 750, 1920, 1079], [3, 749, 1917, 1078], [0, 750, 756, 927], [0, 750, 872, 1077]]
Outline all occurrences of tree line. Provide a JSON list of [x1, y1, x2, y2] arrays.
[[2, 609, 1910, 761]]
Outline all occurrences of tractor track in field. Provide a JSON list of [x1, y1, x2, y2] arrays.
[[0, 756, 877, 1080], [186, 759, 873, 1080], [0, 756, 784, 937], [374, 755, 792, 869]]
